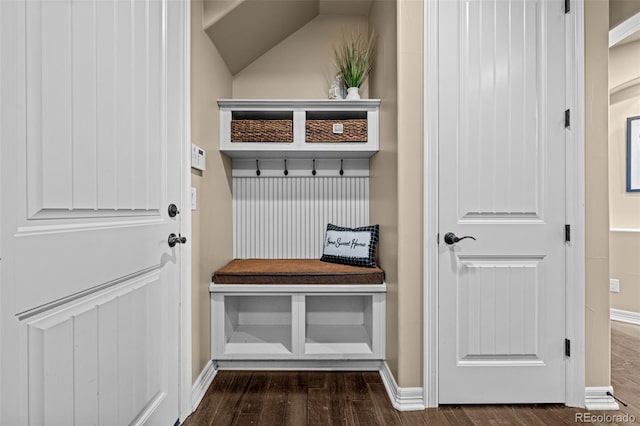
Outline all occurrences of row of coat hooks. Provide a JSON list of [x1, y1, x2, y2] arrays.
[[255, 159, 344, 177]]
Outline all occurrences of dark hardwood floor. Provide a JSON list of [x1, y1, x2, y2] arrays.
[[183, 321, 640, 425]]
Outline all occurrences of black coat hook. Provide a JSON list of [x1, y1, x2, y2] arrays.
[[339, 159, 344, 176], [312, 159, 316, 176], [256, 159, 261, 176], [284, 159, 288, 176]]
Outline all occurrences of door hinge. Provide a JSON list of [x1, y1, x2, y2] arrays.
[[565, 338, 571, 357], [565, 224, 571, 242], [565, 0, 570, 14], [565, 109, 570, 128], [436, 233, 440, 244]]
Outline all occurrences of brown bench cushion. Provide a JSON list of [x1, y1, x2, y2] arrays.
[[213, 259, 384, 285]]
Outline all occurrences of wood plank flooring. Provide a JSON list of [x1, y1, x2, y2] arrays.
[[183, 321, 640, 425]]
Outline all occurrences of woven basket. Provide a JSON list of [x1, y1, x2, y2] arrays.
[[306, 119, 367, 143], [231, 119, 293, 143]]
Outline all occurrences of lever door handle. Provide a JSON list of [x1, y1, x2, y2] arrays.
[[168, 233, 187, 247], [443, 232, 476, 245]]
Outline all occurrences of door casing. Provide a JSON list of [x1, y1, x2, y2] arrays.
[[180, 0, 193, 421], [422, 0, 586, 408]]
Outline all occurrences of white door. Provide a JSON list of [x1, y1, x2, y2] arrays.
[[438, 0, 567, 403], [0, 0, 188, 424]]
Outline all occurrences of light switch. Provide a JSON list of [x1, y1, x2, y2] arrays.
[[191, 187, 197, 211]]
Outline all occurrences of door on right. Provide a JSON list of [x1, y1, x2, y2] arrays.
[[438, 0, 567, 403]]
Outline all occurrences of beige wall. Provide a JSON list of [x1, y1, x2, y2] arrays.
[[610, 232, 640, 312], [191, 0, 234, 382], [585, 0, 611, 388], [395, 0, 423, 387], [369, 0, 399, 382], [610, 0, 640, 29], [232, 14, 369, 99], [609, 39, 640, 314], [609, 40, 640, 230]]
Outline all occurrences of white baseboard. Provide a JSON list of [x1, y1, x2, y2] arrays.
[[191, 360, 217, 412], [611, 308, 640, 326], [584, 386, 620, 411], [379, 361, 425, 411], [215, 360, 382, 370]]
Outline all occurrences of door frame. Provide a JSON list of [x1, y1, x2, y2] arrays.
[[422, 0, 586, 408], [180, 0, 193, 421]]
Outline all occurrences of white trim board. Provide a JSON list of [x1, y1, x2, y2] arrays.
[[609, 11, 640, 47], [379, 362, 425, 412], [215, 360, 383, 371], [191, 361, 217, 413], [564, 0, 586, 409], [584, 387, 620, 411], [180, 0, 193, 421], [611, 309, 640, 326], [423, 0, 440, 408], [610, 228, 640, 233]]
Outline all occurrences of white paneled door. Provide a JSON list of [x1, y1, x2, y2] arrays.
[[438, 0, 567, 403], [1, 0, 188, 424]]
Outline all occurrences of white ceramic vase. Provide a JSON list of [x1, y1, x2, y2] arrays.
[[346, 87, 360, 100]]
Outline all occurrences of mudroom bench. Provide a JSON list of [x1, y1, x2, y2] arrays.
[[210, 259, 386, 368]]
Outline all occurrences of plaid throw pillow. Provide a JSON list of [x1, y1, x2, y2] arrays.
[[320, 223, 379, 268]]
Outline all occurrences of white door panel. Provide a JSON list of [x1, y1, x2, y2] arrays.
[[1, 0, 186, 423], [438, 0, 566, 403]]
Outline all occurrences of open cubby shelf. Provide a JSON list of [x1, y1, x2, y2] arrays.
[[222, 295, 293, 356], [210, 284, 385, 362]]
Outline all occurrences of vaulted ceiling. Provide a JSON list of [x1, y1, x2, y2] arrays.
[[202, 0, 372, 75]]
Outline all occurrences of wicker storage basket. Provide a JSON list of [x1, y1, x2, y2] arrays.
[[306, 119, 367, 143], [231, 119, 293, 143]]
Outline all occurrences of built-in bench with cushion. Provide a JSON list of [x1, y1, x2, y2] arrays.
[[210, 259, 386, 368]]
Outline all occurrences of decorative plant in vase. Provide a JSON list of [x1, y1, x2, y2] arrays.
[[333, 30, 377, 100]]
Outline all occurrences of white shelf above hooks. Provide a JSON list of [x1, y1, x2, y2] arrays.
[[218, 99, 380, 159]]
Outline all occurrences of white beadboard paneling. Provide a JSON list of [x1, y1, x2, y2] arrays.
[[132, 283, 149, 416], [147, 0, 163, 211], [98, 298, 119, 426], [72, 0, 98, 209], [133, 0, 149, 211], [41, 0, 73, 210], [233, 176, 370, 259], [457, 256, 543, 364], [23, 271, 168, 425], [114, 0, 134, 211], [45, 322, 75, 423], [459, 0, 543, 218], [96, 0, 117, 210], [26, 0, 165, 218], [73, 309, 99, 426], [28, 321, 75, 424], [117, 289, 136, 424], [28, 326, 45, 425]]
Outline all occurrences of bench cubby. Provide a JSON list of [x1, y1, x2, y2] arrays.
[[210, 282, 385, 363]]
